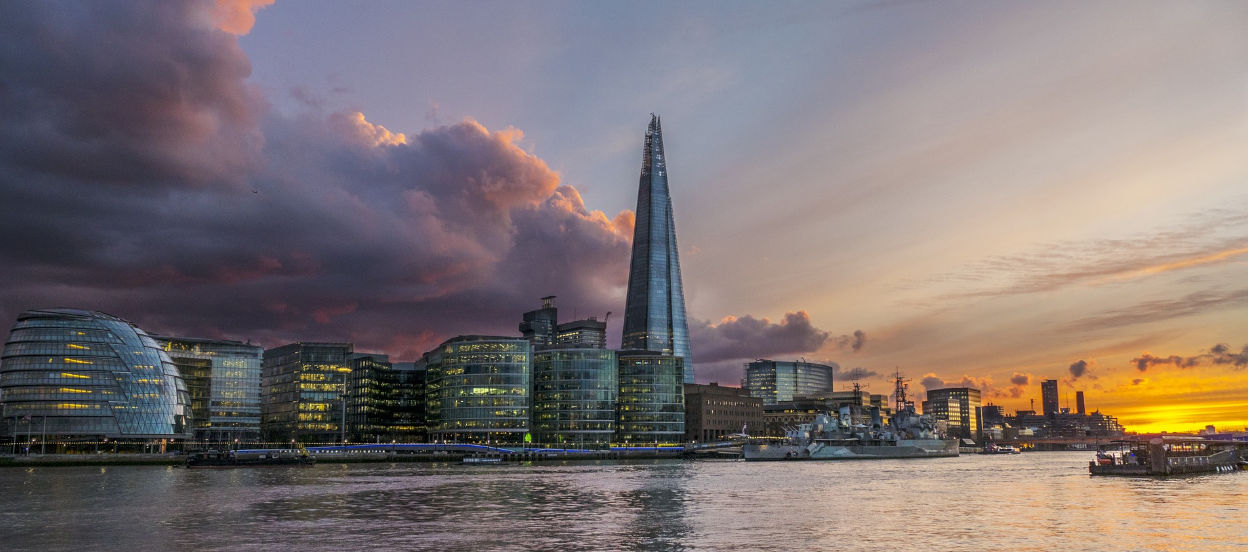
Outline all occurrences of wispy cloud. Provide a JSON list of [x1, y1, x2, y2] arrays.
[[901, 205, 1248, 301], [1064, 288, 1248, 333]]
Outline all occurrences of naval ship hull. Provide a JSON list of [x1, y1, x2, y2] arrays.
[[743, 439, 959, 461]]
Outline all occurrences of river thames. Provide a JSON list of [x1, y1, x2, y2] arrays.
[[1, 452, 1244, 551]]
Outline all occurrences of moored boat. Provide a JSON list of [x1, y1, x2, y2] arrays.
[[1089, 437, 1245, 476], [186, 449, 315, 468]]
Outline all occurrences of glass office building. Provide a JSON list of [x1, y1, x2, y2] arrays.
[[532, 348, 617, 447], [743, 359, 838, 406], [424, 336, 530, 444], [616, 351, 684, 444], [262, 342, 353, 443], [156, 336, 263, 444], [622, 115, 694, 383], [0, 309, 191, 444]]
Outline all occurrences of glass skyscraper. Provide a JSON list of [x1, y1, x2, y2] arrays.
[[622, 114, 694, 383]]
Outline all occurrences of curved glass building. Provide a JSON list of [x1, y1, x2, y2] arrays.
[[424, 336, 530, 444], [743, 359, 838, 405], [532, 348, 617, 447], [0, 309, 192, 444], [616, 351, 684, 444]]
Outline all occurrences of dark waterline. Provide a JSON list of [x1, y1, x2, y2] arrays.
[[2, 452, 1245, 551]]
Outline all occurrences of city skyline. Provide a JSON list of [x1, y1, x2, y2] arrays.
[[0, 1, 1245, 433]]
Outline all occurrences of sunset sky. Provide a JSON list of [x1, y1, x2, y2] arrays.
[[1, 1, 1245, 433]]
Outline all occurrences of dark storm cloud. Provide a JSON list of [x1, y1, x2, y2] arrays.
[[0, 1, 262, 188], [689, 311, 831, 364], [1068, 359, 1089, 380], [1009, 372, 1031, 386], [0, 0, 634, 358]]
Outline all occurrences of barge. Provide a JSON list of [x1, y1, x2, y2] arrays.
[[186, 449, 315, 468]]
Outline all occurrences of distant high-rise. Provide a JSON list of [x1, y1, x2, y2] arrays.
[[1076, 390, 1086, 415], [1041, 379, 1059, 418], [520, 296, 558, 349], [923, 387, 982, 439], [622, 114, 694, 383]]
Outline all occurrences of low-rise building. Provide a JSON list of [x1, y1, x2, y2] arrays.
[[684, 383, 763, 442]]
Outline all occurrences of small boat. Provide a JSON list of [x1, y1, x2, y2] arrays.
[[186, 449, 315, 468], [982, 443, 1022, 455], [462, 456, 503, 464]]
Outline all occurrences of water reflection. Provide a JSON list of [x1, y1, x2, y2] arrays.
[[0, 454, 1245, 551]]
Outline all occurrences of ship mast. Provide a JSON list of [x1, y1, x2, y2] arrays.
[[893, 369, 912, 412]]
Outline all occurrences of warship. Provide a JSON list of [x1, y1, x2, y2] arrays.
[[743, 373, 959, 461]]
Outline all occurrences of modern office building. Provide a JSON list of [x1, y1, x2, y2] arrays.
[[346, 352, 395, 442], [742, 359, 837, 405], [424, 336, 531, 444], [1076, 390, 1086, 415], [520, 296, 559, 349], [0, 309, 192, 446], [555, 318, 608, 349], [156, 336, 263, 443], [923, 387, 981, 440], [616, 351, 684, 444], [391, 361, 427, 442], [683, 382, 763, 442], [622, 115, 694, 383], [532, 348, 617, 447], [1041, 379, 1059, 418], [261, 342, 353, 443]]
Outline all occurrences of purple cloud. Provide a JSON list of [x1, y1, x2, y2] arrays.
[[690, 311, 831, 364], [0, 0, 635, 359]]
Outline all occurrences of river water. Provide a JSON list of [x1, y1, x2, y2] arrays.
[[1, 452, 1244, 551]]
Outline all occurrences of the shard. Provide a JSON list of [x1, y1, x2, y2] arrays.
[[622, 114, 694, 383]]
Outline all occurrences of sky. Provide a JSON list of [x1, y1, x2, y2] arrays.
[[1, 0, 1245, 433]]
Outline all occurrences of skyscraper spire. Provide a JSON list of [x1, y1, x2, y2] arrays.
[[622, 114, 694, 383]]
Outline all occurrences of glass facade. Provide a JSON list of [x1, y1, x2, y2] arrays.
[[261, 342, 353, 443], [0, 309, 191, 441], [532, 348, 617, 447], [156, 337, 263, 444], [622, 115, 694, 383], [425, 336, 530, 444], [616, 351, 684, 444], [743, 360, 838, 405], [347, 353, 393, 442], [391, 362, 427, 442]]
